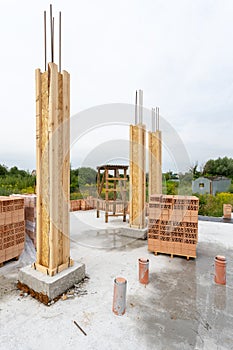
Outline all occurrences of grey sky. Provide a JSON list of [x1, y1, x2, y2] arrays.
[[0, 0, 232, 172]]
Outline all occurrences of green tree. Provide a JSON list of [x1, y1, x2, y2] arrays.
[[0, 164, 8, 176], [203, 157, 233, 178], [78, 167, 97, 185], [189, 162, 201, 179]]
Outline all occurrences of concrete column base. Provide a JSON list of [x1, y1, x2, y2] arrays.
[[120, 226, 148, 240], [18, 261, 85, 304]]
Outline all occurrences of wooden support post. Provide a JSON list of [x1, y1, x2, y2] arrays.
[[62, 70, 70, 265], [35, 63, 71, 276], [36, 69, 42, 262], [148, 130, 162, 197], [129, 124, 146, 228]]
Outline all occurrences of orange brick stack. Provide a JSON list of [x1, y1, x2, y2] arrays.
[[70, 197, 97, 212], [148, 195, 199, 259], [86, 196, 96, 209], [23, 195, 37, 248], [223, 204, 232, 219], [0, 196, 25, 264], [70, 199, 81, 212]]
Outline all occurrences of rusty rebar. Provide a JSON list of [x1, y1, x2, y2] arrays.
[[152, 108, 155, 132], [59, 11, 61, 72], [50, 4, 53, 62], [44, 11, 47, 71], [135, 90, 138, 125], [73, 320, 87, 336]]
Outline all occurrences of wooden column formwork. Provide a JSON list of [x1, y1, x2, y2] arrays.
[[148, 130, 162, 197], [35, 62, 72, 277], [129, 124, 146, 229]]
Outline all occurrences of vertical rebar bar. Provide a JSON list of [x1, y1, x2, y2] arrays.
[[139, 89, 143, 124], [135, 90, 138, 125], [44, 11, 47, 71], [152, 108, 155, 132], [50, 4, 53, 62], [52, 17, 55, 63], [59, 11, 61, 73], [158, 107, 160, 130]]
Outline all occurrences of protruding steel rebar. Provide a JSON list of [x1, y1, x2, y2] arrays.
[[52, 17, 55, 62], [158, 107, 160, 130], [152, 108, 155, 132], [59, 11, 61, 73], [50, 4, 53, 62], [44, 11, 47, 71], [135, 90, 138, 125], [156, 107, 160, 131], [139, 89, 143, 124]]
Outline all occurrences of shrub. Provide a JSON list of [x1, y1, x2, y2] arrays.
[[197, 192, 233, 217]]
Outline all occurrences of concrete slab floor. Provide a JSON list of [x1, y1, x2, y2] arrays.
[[0, 211, 233, 350]]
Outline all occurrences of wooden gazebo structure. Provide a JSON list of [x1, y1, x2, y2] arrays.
[[96, 165, 128, 223]]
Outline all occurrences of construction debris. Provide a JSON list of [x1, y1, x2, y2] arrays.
[[73, 320, 87, 336]]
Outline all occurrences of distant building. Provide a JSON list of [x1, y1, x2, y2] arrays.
[[192, 176, 231, 195]]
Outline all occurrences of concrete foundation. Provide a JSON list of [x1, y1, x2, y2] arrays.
[[18, 261, 85, 301], [120, 226, 147, 240]]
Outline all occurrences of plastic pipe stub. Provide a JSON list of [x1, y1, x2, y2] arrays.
[[216, 255, 226, 262]]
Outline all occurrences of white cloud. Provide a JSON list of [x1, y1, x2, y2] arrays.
[[0, 0, 232, 171]]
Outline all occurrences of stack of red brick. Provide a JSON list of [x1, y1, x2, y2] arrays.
[[148, 195, 199, 259], [223, 204, 232, 219], [0, 196, 25, 264], [70, 197, 96, 212], [10, 194, 37, 248], [23, 195, 37, 248], [70, 199, 81, 211]]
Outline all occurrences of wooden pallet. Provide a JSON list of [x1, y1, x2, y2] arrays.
[[0, 255, 20, 267], [152, 250, 196, 260]]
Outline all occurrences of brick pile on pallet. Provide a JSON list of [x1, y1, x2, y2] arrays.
[[70, 198, 96, 212], [81, 199, 91, 211], [10, 194, 37, 248], [86, 196, 97, 209], [0, 196, 25, 265], [70, 199, 81, 212], [148, 195, 199, 259], [23, 195, 37, 248]]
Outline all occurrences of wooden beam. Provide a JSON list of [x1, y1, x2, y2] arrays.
[[35, 69, 42, 263], [33, 259, 74, 277], [36, 63, 71, 276], [62, 70, 70, 264], [38, 70, 50, 267], [148, 130, 162, 197], [129, 124, 146, 228], [99, 170, 106, 195]]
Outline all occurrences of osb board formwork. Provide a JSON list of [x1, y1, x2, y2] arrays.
[[148, 130, 162, 198], [35, 63, 72, 276], [129, 124, 146, 229]]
